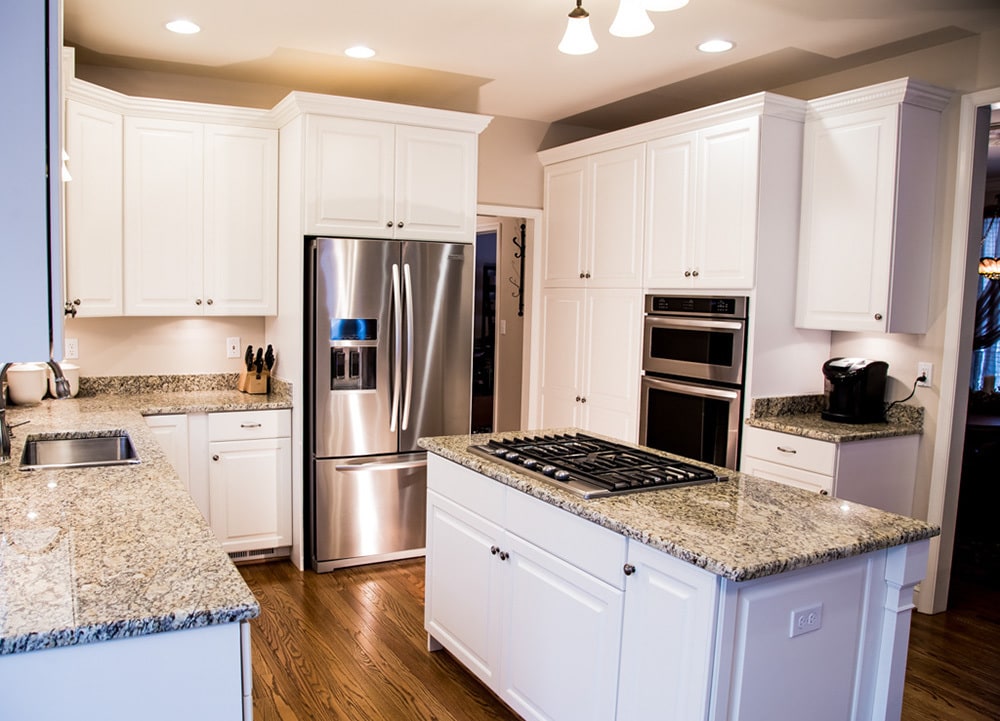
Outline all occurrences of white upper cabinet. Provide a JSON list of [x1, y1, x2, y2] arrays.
[[541, 145, 645, 288], [795, 79, 951, 333], [203, 124, 278, 315], [644, 116, 760, 289], [305, 115, 478, 243], [124, 117, 205, 315], [123, 117, 278, 316], [64, 99, 123, 316]]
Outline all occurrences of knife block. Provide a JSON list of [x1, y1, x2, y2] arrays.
[[238, 370, 269, 394]]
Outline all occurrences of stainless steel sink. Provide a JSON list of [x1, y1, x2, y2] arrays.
[[19, 431, 140, 470]]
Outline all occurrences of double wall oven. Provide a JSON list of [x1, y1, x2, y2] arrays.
[[639, 295, 748, 470]]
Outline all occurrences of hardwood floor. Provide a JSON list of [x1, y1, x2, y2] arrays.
[[240, 559, 519, 721], [241, 558, 1000, 721]]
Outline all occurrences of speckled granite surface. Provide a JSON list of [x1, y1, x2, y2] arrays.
[[419, 429, 939, 582], [746, 395, 924, 442], [0, 383, 290, 656]]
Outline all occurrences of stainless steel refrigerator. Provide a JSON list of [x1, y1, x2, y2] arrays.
[[307, 236, 473, 571]]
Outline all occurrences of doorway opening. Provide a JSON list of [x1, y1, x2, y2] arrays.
[[471, 214, 528, 433]]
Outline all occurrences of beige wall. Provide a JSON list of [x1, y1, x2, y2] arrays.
[[65, 316, 266, 376]]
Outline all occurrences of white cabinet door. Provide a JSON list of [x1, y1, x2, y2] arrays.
[[425, 490, 505, 688], [542, 148, 644, 289], [124, 117, 204, 315], [305, 115, 395, 238], [203, 125, 278, 315], [537, 288, 586, 430], [501, 533, 624, 721], [617, 541, 719, 721], [208, 437, 292, 553], [693, 117, 759, 289], [796, 106, 898, 332], [644, 118, 758, 289], [541, 157, 588, 287], [64, 99, 123, 316], [144, 414, 190, 489], [587, 145, 645, 288], [394, 125, 477, 242], [581, 289, 642, 443], [644, 132, 696, 288]]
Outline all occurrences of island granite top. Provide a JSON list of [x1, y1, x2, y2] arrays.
[[0, 386, 290, 655], [418, 429, 939, 583]]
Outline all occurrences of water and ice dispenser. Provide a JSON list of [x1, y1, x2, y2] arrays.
[[330, 319, 377, 391]]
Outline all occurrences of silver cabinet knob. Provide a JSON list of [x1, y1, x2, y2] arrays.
[[212, 454, 220, 461], [691, 269, 699, 277], [206, 298, 214, 305], [195, 299, 203, 306], [498, 551, 509, 561], [580, 397, 587, 403], [386, 221, 394, 228], [623, 563, 636, 576], [684, 270, 692, 277], [585, 272, 591, 278], [579, 272, 586, 279], [490, 545, 500, 555], [397, 221, 404, 228], [874, 313, 883, 321], [575, 396, 582, 402], [820, 489, 829, 496]]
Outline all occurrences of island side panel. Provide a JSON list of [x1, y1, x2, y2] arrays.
[[0, 622, 247, 721]]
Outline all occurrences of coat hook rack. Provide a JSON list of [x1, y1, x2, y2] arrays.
[[509, 222, 526, 317]]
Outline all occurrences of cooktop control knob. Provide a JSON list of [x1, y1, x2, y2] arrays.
[[553, 469, 571, 481], [541, 465, 557, 476], [504, 452, 521, 462], [522, 459, 539, 469]]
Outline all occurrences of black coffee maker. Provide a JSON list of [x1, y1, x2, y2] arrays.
[[821, 357, 888, 424]]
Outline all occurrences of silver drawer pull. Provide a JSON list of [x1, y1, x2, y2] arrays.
[[776, 446, 797, 454], [240, 423, 262, 429]]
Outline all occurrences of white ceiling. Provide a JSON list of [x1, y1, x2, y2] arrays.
[[63, 0, 1000, 131]]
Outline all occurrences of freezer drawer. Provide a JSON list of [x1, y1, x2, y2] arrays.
[[313, 453, 427, 571]]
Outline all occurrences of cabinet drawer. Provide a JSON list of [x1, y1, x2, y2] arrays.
[[506, 490, 627, 589], [741, 456, 833, 496], [208, 409, 290, 441], [742, 426, 836, 475]]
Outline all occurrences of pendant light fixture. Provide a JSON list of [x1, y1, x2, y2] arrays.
[[558, 0, 598, 55], [610, 0, 654, 38]]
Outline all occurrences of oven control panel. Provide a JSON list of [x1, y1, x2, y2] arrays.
[[646, 295, 747, 318]]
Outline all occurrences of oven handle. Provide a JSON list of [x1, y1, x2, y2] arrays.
[[644, 316, 744, 332], [641, 375, 741, 401]]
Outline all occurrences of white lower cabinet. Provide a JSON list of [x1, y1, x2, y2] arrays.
[[208, 410, 292, 555], [146, 409, 292, 555], [426, 456, 626, 721], [741, 426, 919, 516], [617, 542, 719, 721]]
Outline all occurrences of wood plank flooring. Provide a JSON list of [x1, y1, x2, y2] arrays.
[[241, 559, 1000, 721]]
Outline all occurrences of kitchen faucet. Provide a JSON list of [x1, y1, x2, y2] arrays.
[[0, 360, 71, 464]]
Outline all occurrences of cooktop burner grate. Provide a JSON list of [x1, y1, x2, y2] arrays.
[[468, 433, 726, 498]]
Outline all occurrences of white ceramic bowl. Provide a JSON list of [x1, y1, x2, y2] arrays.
[[48, 362, 80, 398], [6, 363, 48, 405]]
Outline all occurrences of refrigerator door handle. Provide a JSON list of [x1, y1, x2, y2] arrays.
[[390, 263, 402, 432], [334, 457, 427, 473], [402, 262, 415, 431]]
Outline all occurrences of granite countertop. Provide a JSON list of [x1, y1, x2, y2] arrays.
[[745, 395, 924, 442], [419, 429, 939, 583], [0, 380, 291, 655]]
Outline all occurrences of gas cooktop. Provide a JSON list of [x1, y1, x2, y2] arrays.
[[468, 433, 726, 499]]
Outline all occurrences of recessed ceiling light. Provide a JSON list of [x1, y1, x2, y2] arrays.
[[697, 38, 734, 53], [165, 19, 200, 34], [345, 45, 376, 59]]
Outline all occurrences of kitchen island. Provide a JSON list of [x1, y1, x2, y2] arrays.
[[419, 430, 939, 721], [0, 383, 289, 721]]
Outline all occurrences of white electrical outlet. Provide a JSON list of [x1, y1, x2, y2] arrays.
[[226, 337, 241, 359], [790, 604, 823, 638], [65, 337, 79, 360], [917, 362, 933, 388]]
